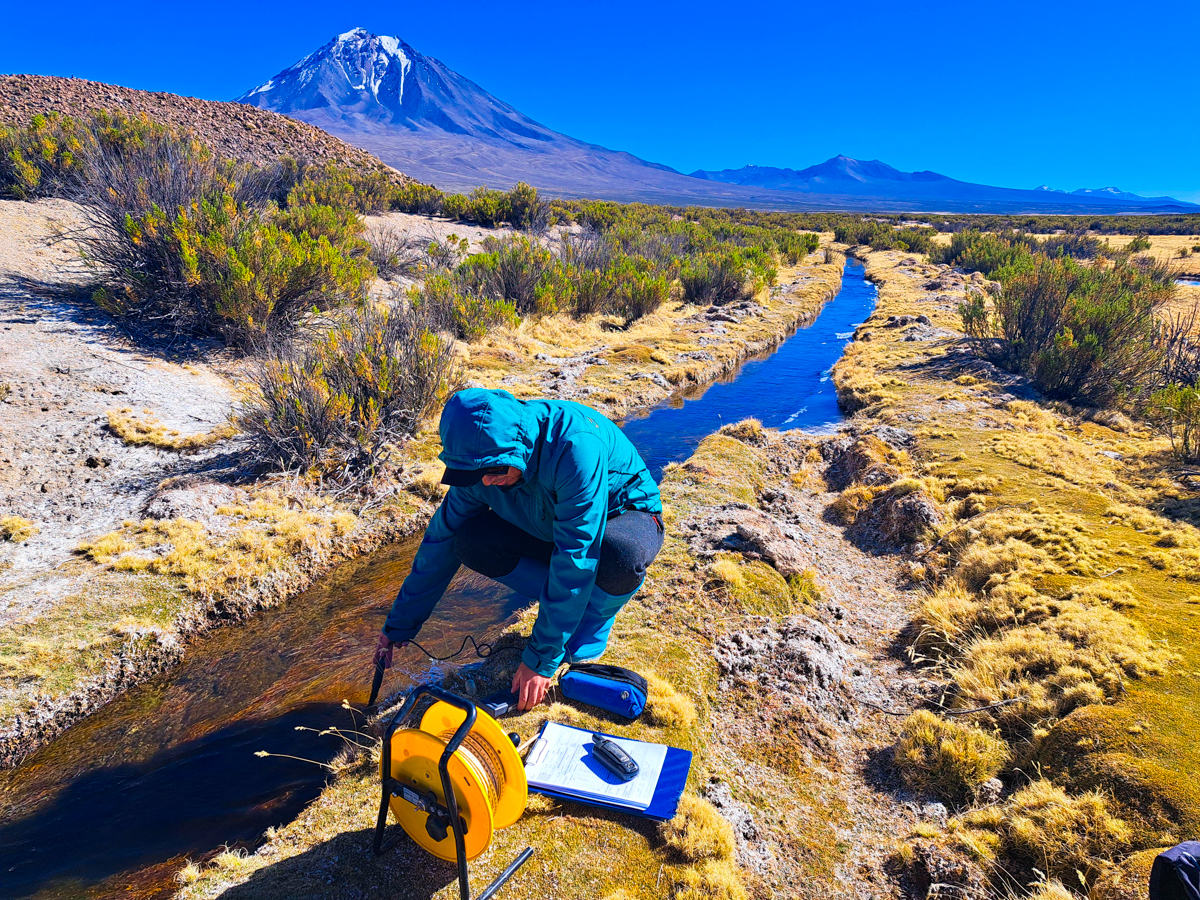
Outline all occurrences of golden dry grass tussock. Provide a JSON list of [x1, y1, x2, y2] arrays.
[[0, 515, 38, 542], [659, 793, 738, 862], [106, 408, 234, 452], [77, 490, 359, 602], [835, 248, 1197, 890], [894, 710, 1008, 804], [961, 779, 1131, 885], [643, 671, 700, 729]]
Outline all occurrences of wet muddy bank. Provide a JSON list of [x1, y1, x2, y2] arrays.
[[0, 512, 428, 770]]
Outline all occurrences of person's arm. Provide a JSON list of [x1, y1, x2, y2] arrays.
[[382, 487, 487, 643], [520, 434, 608, 677]]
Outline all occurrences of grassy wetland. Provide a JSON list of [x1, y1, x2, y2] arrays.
[[4, 107, 1200, 900], [829, 239, 1200, 898]]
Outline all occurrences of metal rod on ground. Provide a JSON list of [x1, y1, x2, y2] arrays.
[[477, 847, 535, 900]]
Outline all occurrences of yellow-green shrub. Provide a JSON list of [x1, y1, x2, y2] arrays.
[[68, 119, 374, 344], [239, 302, 456, 479], [391, 181, 445, 215], [284, 163, 395, 213], [0, 113, 87, 197], [415, 274, 519, 342]]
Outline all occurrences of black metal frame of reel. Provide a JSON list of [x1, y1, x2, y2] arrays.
[[372, 684, 534, 900]]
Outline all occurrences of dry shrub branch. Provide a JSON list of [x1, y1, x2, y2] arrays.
[[238, 303, 456, 482]]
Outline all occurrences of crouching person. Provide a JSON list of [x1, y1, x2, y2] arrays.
[[375, 389, 663, 710]]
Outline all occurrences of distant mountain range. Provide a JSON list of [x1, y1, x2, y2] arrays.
[[690, 158, 1197, 211], [238, 29, 1197, 213]]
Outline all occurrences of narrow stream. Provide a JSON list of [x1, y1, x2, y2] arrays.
[[0, 259, 876, 900], [621, 258, 879, 477]]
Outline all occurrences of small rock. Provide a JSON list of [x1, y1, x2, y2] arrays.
[[921, 802, 949, 824], [629, 372, 671, 390], [977, 777, 1004, 804], [870, 426, 916, 450], [144, 480, 242, 520]]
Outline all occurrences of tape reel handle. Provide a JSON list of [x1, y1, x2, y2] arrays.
[[375, 684, 477, 900]]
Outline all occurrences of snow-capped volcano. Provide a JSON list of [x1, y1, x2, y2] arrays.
[[242, 29, 412, 108], [237, 30, 1196, 212], [237, 28, 594, 152]]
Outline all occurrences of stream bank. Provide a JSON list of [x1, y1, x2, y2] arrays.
[[1, 237, 849, 899], [0, 201, 842, 772], [829, 249, 1198, 899]]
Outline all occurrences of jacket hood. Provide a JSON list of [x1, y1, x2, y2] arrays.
[[438, 389, 537, 474]]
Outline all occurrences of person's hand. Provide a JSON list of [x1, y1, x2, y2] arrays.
[[511, 662, 552, 711], [374, 632, 405, 669]]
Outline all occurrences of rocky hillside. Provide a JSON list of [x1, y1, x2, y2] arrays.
[[0, 73, 405, 176]]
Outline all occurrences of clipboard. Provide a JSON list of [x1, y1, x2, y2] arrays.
[[525, 721, 693, 821]]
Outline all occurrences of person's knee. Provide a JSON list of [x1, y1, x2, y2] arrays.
[[595, 512, 661, 594], [594, 555, 645, 595]]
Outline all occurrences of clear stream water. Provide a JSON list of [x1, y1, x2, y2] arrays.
[[621, 258, 880, 478], [0, 259, 877, 900]]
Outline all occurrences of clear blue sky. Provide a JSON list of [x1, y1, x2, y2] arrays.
[[3, 0, 1197, 201]]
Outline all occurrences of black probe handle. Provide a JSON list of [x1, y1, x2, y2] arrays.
[[367, 656, 386, 708], [478, 846, 535, 900]]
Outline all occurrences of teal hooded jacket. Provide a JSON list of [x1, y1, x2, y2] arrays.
[[384, 389, 661, 676]]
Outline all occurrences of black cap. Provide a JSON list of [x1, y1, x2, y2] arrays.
[[440, 465, 509, 487]]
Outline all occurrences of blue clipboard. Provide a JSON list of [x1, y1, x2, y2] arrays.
[[526, 722, 692, 821]]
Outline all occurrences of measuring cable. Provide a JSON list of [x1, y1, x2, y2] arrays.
[[368, 635, 522, 707]]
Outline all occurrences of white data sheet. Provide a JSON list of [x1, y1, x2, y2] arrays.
[[522, 722, 668, 810]]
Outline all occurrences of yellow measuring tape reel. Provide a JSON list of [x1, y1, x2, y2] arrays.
[[384, 700, 528, 861]]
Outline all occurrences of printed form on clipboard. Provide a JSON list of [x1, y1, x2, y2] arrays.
[[523, 722, 668, 810]]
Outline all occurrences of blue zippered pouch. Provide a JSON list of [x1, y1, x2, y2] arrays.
[[559, 663, 648, 720]]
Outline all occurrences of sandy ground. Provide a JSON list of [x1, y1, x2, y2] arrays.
[[363, 210, 516, 251], [0, 203, 518, 620], [0, 199, 235, 621]]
